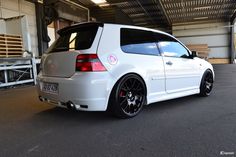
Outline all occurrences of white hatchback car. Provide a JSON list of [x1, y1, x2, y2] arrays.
[[37, 22, 214, 118]]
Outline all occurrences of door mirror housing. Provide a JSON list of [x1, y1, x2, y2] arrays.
[[191, 51, 198, 58]]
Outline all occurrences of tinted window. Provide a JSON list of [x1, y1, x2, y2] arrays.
[[158, 41, 190, 58], [154, 33, 175, 42], [120, 28, 159, 56], [47, 25, 98, 53], [154, 33, 190, 58]]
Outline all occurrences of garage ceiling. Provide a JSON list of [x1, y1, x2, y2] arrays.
[[72, 0, 236, 29], [162, 0, 236, 25], [43, 0, 236, 30]]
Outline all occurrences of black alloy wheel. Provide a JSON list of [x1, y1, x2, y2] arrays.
[[199, 70, 214, 96], [108, 74, 146, 118]]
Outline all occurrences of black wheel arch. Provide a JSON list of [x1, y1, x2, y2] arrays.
[[199, 68, 214, 97], [107, 72, 147, 111], [113, 73, 147, 94], [201, 69, 214, 82]]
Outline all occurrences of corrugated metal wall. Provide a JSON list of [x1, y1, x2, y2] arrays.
[[0, 0, 38, 57], [173, 23, 230, 60]]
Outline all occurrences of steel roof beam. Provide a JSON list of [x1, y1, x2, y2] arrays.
[[230, 9, 236, 23], [230, 9, 236, 63], [156, 0, 171, 27]]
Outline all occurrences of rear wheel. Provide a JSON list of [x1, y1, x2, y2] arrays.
[[108, 74, 146, 118], [199, 70, 214, 97]]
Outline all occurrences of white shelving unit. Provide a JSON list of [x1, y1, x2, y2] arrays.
[[0, 57, 38, 88]]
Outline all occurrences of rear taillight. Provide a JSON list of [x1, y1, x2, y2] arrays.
[[76, 54, 106, 72]]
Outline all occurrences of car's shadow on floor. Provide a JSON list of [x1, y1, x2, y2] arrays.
[[33, 94, 203, 123], [144, 94, 203, 111], [34, 106, 116, 123]]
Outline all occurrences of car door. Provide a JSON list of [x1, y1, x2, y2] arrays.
[[156, 34, 201, 94], [119, 28, 166, 102]]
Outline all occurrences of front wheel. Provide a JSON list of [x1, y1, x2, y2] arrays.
[[108, 74, 147, 118], [199, 70, 214, 97]]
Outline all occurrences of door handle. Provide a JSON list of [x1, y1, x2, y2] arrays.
[[166, 61, 173, 65]]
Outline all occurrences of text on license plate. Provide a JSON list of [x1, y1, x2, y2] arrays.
[[42, 82, 58, 94]]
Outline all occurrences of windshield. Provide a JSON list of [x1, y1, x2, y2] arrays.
[[47, 25, 99, 53]]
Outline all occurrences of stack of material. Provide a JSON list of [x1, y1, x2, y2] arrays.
[[186, 44, 210, 60], [0, 34, 24, 58]]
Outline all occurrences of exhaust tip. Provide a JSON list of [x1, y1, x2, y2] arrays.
[[39, 96, 44, 102], [67, 101, 76, 110]]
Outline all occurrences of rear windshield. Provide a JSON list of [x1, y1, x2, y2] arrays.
[[47, 25, 99, 53]]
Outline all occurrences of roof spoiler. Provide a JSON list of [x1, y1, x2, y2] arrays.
[[57, 22, 104, 35]]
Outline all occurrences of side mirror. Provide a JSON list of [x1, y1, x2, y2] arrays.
[[191, 51, 198, 58]]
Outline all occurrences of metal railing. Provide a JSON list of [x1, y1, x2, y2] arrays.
[[0, 51, 38, 88]]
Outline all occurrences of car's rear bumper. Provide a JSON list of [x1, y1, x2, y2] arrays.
[[36, 72, 114, 111]]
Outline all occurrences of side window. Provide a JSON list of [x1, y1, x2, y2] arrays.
[[155, 33, 190, 58], [120, 28, 160, 56], [159, 41, 190, 58]]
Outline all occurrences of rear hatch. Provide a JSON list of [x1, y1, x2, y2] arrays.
[[41, 22, 103, 78]]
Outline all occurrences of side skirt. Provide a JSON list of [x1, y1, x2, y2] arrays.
[[147, 88, 200, 105]]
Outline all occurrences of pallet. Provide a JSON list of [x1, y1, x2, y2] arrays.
[[186, 44, 210, 59], [0, 34, 23, 58], [208, 58, 230, 64]]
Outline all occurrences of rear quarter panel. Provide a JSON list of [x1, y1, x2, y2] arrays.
[[97, 24, 166, 104]]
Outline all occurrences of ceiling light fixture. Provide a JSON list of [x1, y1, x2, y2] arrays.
[[194, 6, 211, 10], [90, 0, 111, 7], [90, 0, 107, 4], [98, 1, 128, 7], [99, 3, 110, 7], [193, 17, 209, 20]]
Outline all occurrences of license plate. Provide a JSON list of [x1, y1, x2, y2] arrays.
[[42, 82, 58, 94]]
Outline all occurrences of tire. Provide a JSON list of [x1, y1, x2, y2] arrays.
[[108, 74, 147, 118], [199, 70, 214, 97]]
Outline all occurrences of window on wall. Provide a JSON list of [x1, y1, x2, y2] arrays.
[[47, 22, 56, 46], [120, 28, 160, 56]]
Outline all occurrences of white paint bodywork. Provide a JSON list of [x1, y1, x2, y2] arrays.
[[37, 23, 214, 111]]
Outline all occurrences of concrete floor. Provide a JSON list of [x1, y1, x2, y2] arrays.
[[0, 65, 236, 157]]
